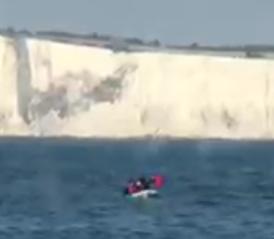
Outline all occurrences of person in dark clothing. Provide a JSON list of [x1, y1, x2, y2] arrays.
[[137, 177, 151, 190]]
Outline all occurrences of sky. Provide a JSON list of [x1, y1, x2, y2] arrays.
[[0, 0, 273, 45]]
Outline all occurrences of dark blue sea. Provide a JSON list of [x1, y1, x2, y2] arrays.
[[0, 138, 274, 239]]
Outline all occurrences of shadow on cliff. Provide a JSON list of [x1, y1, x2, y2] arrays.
[[15, 37, 33, 124], [29, 63, 137, 122]]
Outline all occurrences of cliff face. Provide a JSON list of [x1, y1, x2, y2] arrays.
[[1, 35, 274, 138]]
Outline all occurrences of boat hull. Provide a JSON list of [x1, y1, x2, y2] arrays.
[[128, 189, 158, 198]]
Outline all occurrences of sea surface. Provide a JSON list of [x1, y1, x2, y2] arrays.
[[0, 137, 274, 239]]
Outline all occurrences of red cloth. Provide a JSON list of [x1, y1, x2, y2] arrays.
[[153, 175, 164, 188]]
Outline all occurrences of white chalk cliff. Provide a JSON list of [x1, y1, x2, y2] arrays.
[[1, 35, 274, 138]]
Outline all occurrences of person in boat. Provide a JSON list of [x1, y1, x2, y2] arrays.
[[137, 177, 151, 190], [124, 178, 138, 195], [124, 177, 150, 195]]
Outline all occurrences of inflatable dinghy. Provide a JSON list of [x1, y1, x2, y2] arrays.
[[128, 189, 159, 198]]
